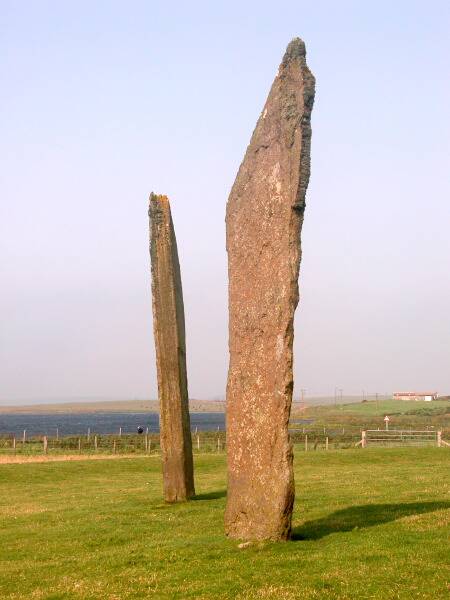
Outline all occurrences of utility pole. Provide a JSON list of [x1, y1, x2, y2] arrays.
[[300, 388, 306, 405]]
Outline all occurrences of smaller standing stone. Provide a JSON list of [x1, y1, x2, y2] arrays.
[[149, 193, 195, 502]]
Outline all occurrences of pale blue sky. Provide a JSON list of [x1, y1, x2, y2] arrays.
[[1, 0, 449, 403]]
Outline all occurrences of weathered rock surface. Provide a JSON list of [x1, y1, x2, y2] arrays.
[[224, 38, 315, 540], [149, 193, 195, 502]]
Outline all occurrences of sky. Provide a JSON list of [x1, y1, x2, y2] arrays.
[[1, 0, 449, 404]]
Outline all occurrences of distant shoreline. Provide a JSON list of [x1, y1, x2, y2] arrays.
[[0, 399, 225, 415], [0, 395, 396, 414]]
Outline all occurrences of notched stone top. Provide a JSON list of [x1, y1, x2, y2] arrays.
[[149, 193, 171, 227], [149, 192, 169, 205], [281, 37, 306, 66]]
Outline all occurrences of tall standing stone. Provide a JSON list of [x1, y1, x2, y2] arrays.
[[224, 38, 315, 540], [149, 193, 195, 502]]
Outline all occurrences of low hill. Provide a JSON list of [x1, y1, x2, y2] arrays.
[[0, 398, 225, 414]]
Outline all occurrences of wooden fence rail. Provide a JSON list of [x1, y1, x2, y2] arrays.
[[359, 430, 445, 448]]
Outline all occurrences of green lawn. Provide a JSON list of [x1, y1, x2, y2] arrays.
[[310, 399, 450, 417], [1, 448, 449, 599], [342, 399, 449, 416]]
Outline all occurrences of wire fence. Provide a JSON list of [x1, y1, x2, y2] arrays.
[[0, 427, 448, 457], [0, 432, 226, 457]]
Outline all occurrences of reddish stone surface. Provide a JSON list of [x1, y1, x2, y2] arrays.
[[149, 194, 195, 502], [224, 39, 315, 540]]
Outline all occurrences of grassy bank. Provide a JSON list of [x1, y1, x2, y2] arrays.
[[294, 399, 450, 436], [1, 448, 449, 599]]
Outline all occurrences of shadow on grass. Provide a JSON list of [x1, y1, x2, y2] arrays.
[[292, 501, 450, 540], [193, 489, 227, 501]]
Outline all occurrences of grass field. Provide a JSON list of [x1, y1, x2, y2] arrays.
[[1, 448, 449, 599], [304, 399, 450, 417], [296, 399, 450, 437], [344, 399, 449, 415]]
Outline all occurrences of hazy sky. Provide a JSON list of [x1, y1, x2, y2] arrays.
[[1, 0, 449, 404]]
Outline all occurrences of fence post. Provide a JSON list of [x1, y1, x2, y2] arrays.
[[56, 428, 59, 441], [145, 434, 148, 452], [437, 431, 442, 448], [304, 434, 308, 452], [197, 434, 200, 451], [94, 435, 98, 451], [78, 438, 81, 453], [43, 436, 48, 454], [119, 427, 122, 437], [326, 436, 329, 451], [113, 440, 116, 454], [217, 437, 221, 452], [87, 428, 90, 442], [13, 437, 16, 452], [23, 430, 26, 444], [361, 430, 367, 448]]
